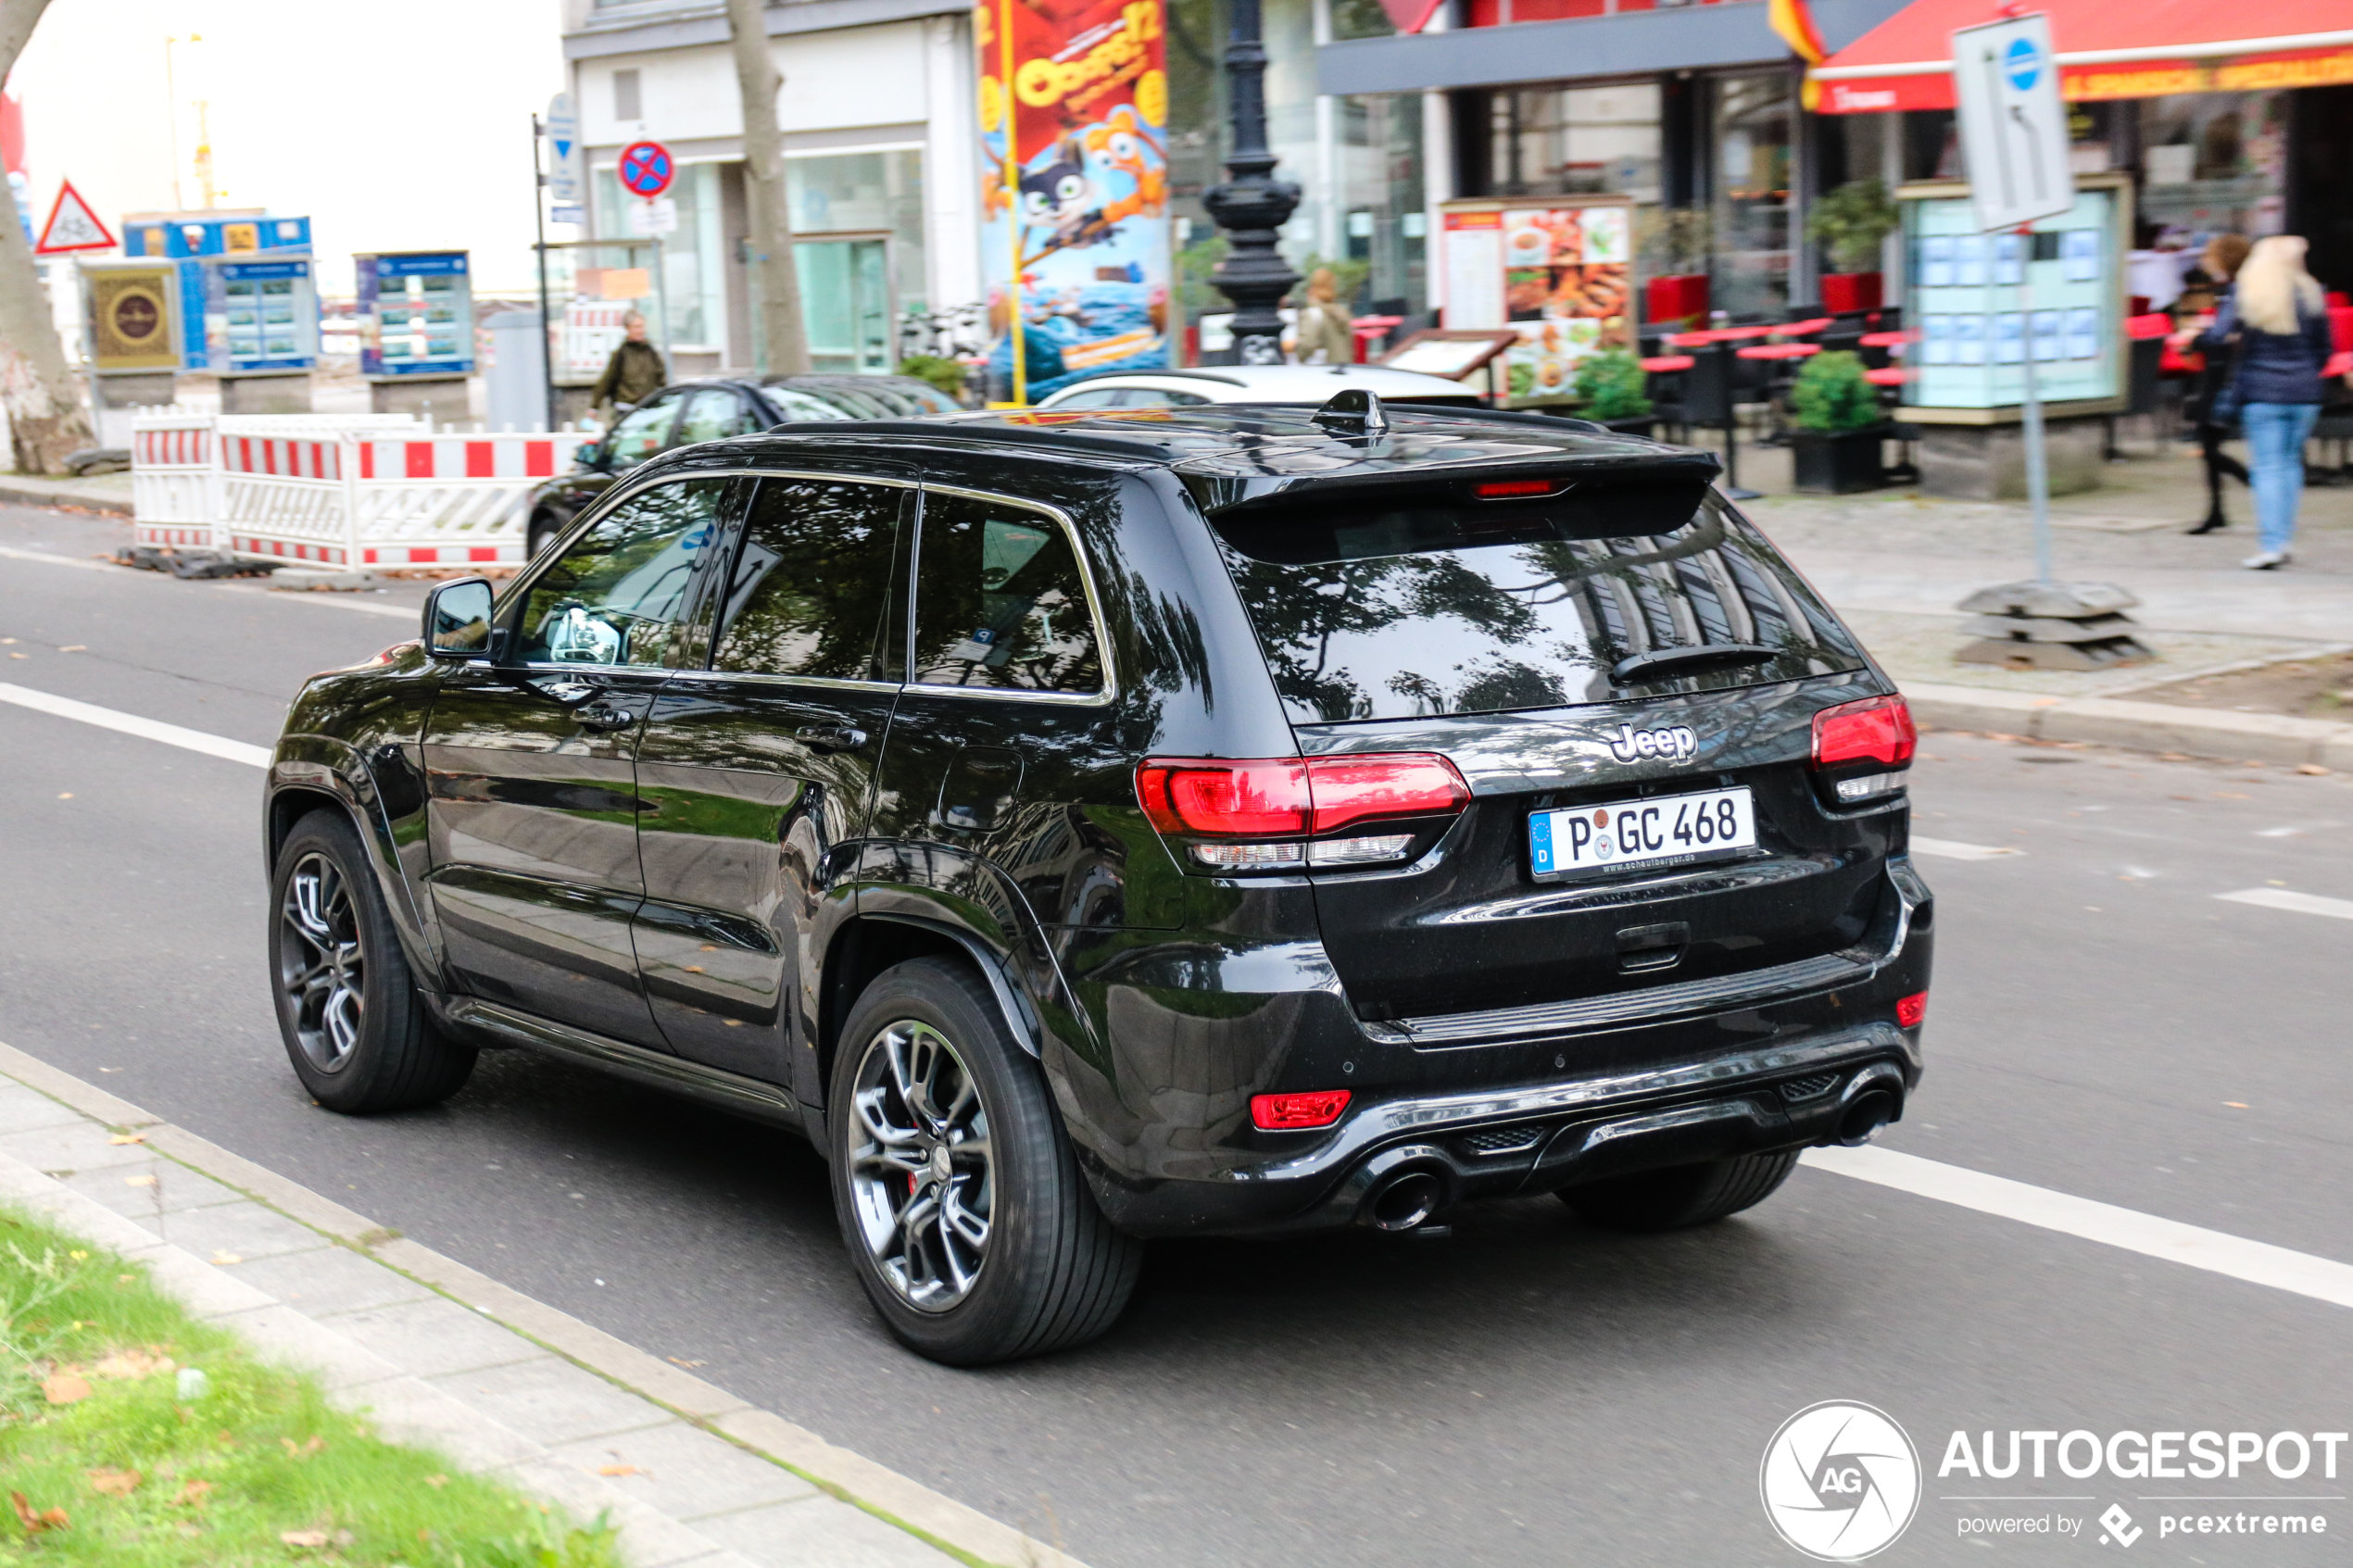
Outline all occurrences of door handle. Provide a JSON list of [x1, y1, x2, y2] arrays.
[[573, 701, 639, 732], [796, 722, 868, 753]]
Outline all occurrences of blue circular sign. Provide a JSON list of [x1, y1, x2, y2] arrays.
[[2004, 36, 2041, 91], [617, 141, 674, 199]]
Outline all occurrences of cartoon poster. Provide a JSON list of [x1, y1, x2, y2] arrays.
[[976, 0, 1171, 404]]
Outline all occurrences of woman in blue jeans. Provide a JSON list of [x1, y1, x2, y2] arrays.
[[2199, 235, 2334, 569]]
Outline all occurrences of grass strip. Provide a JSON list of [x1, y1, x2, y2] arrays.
[[0, 1201, 623, 1567]]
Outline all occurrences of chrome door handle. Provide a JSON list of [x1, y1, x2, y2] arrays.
[[574, 702, 638, 732], [796, 723, 868, 753]]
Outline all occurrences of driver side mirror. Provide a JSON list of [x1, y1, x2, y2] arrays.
[[575, 440, 610, 470], [422, 576, 497, 660]]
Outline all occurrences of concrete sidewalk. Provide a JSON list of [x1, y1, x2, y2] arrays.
[[0, 1042, 1087, 1568]]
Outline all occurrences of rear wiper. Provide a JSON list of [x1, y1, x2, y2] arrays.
[[1610, 643, 1779, 684]]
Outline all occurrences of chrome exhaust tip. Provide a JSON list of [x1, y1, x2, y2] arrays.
[[1836, 1088, 1898, 1147]]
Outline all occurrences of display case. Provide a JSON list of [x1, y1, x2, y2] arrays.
[[207, 258, 320, 373], [1435, 196, 1638, 408], [1896, 174, 2133, 420], [359, 251, 475, 379]]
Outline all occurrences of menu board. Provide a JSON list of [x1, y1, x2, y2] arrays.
[[1439, 199, 1635, 406], [1901, 184, 2124, 411], [207, 258, 319, 373], [358, 251, 474, 378]]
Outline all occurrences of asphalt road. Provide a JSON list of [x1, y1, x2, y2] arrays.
[[5, 504, 2351, 1565]]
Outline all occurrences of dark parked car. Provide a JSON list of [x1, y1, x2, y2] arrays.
[[522, 374, 964, 558], [267, 394, 1931, 1365]]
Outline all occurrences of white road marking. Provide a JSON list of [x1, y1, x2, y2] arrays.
[[0, 544, 420, 620], [1806, 1146, 2353, 1312], [0, 683, 270, 768], [1910, 836, 2024, 860], [0, 543, 116, 572], [2215, 887, 2353, 922]]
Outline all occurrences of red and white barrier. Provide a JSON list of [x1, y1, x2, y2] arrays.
[[130, 407, 217, 549]]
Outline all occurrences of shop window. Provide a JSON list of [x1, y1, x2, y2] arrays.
[[1482, 83, 1662, 203], [2138, 93, 2287, 240], [1707, 72, 1793, 319], [612, 69, 640, 123]]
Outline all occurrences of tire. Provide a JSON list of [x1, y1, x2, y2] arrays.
[[268, 809, 477, 1114], [828, 958, 1141, 1365], [527, 512, 563, 559], [1558, 1149, 1800, 1233]]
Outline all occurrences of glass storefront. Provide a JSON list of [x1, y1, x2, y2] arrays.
[[593, 161, 725, 351], [1485, 82, 1662, 202], [2137, 92, 2287, 241], [1339, 93, 1427, 313], [1708, 71, 1794, 319]]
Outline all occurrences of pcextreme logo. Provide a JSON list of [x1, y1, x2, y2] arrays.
[[1761, 1401, 1923, 1562]]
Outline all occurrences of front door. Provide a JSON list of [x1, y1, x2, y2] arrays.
[[423, 475, 740, 1046], [631, 472, 910, 1090], [794, 238, 892, 374]]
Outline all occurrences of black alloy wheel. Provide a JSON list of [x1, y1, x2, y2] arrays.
[[830, 958, 1141, 1364], [268, 810, 478, 1113]]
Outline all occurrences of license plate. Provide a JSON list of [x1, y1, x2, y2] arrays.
[[1529, 785, 1756, 880]]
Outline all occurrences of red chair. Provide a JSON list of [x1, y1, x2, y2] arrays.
[[2125, 312, 2174, 340]]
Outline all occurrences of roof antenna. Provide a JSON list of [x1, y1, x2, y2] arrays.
[[1312, 387, 1388, 437]]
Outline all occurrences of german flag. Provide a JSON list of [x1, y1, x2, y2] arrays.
[[1769, 0, 1829, 106]]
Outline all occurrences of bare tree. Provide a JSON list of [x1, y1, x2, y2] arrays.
[[0, 0, 94, 473], [725, 0, 811, 377]]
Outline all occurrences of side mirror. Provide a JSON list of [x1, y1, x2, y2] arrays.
[[422, 577, 496, 659], [574, 441, 605, 470]]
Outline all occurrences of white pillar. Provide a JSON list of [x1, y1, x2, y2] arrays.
[[923, 12, 983, 314], [1313, 0, 1341, 263]]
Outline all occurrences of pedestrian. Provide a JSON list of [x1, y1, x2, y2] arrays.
[[2183, 232, 2251, 534], [589, 311, 667, 425], [2198, 235, 2334, 569], [1292, 268, 1354, 366]]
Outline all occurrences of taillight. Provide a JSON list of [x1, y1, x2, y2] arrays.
[[1135, 754, 1469, 872], [1896, 989, 1928, 1028], [1251, 1089, 1352, 1130], [1810, 694, 1916, 803]]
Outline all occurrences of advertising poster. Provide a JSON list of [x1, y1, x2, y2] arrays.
[[85, 264, 179, 370], [358, 251, 475, 378], [975, 0, 1171, 404], [1900, 182, 2122, 410], [1439, 199, 1633, 407], [206, 257, 319, 374]]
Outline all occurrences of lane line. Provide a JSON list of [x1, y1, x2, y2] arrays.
[[2216, 886, 2353, 922], [1910, 835, 2024, 860], [1805, 1146, 2353, 1312], [0, 544, 420, 620], [0, 683, 270, 768]]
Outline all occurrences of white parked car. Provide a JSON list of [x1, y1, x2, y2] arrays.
[[1033, 363, 1486, 410]]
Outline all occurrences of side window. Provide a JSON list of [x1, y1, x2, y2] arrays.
[[676, 388, 758, 445], [514, 479, 731, 668], [711, 480, 906, 681], [1051, 387, 1130, 409], [910, 492, 1103, 696], [605, 393, 680, 470]]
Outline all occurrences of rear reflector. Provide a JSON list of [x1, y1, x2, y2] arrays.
[[1811, 694, 1917, 772], [1137, 754, 1468, 839], [1895, 990, 1928, 1028], [1251, 1089, 1353, 1130]]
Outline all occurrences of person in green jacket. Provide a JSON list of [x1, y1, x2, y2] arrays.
[[589, 312, 666, 423]]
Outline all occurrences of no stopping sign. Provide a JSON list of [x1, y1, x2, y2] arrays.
[[617, 141, 675, 199]]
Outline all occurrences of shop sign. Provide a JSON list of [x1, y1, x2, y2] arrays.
[[975, 0, 1171, 404]]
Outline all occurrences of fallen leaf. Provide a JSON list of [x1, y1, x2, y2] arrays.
[[209, 1251, 243, 1266], [2296, 763, 2330, 775], [86, 1469, 140, 1497], [173, 1478, 214, 1508], [2224, 1100, 2250, 1109], [596, 1463, 642, 1476], [57, 792, 73, 799], [57, 645, 85, 652], [280, 1528, 331, 1547], [108, 1132, 148, 1146], [279, 1436, 325, 1460], [665, 1356, 705, 1368], [42, 1373, 93, 1405], [423, 1474, 448, 1489], [125, 1173, 157, 1187], [8, 1492, 68, 1533], [92, 1348, 173, 1380]]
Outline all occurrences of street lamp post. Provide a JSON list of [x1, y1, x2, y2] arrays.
[[1202, 0, 1299, 365]]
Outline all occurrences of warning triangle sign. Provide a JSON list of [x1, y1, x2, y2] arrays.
[[36, 181, 116, 256]]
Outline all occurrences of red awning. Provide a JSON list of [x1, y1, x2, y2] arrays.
[[1812, 0, 2353, 113]]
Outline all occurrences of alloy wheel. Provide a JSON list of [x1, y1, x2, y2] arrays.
[[279, 851, 364, 1073], [847, 1020, 994, 1311]]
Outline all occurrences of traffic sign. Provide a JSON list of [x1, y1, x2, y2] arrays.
[[627, 197, 678, 237], [1950, 13, 2074, 232], [35, 180, 115, 255], [546, 93, 582, 206], [617, 141, 674, 199]]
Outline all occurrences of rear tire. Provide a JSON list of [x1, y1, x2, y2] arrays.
[[1558, 1149, 1799, 1233], [527, 512, 563, 559], [829, 958, 1140, 1365], [269, 810, 477, 1114]]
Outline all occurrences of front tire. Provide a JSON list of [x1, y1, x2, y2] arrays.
[[829, 958, 1140, 1365], [1558, 1149, 1799, 1233], [269, 810, 476, 1113], [527, 512, 563, 559]]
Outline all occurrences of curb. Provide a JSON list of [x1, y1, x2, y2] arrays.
[[0, 480, 133, 517], [0, 1040, 1091, 1568], [1902, 680, 2353, 769]]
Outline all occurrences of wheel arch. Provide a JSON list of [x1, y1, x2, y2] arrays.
[[265, 761, 445, 992], [817, 912, 1042, 1113]]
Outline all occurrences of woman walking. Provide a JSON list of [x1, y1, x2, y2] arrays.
[[2184, 233, 2250, 534], [2199, 236, 2333, 569], [1292, 268, 1355, 366]]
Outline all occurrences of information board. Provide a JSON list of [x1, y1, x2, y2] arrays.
[[358, 251, 474, 378], [1899, 179, 2129, 413], [208, 257, 319, 373], [1438, 197, 1636, 406]]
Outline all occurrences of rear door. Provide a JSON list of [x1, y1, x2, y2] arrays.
[[1204, 490, 1894, 1025]]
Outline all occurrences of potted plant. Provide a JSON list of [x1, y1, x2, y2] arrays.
[[1573, 349, 1655, 437], [1806, 179, 1898, 315], [1788, 350, 1887, 492]]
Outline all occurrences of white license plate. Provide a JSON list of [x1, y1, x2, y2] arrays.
[[1529, 785, 1756, 880]]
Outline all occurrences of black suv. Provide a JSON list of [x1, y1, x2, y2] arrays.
[[265, 395, 1931, 1365]]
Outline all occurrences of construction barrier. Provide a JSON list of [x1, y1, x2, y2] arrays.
[[129, 408, 218, 549], [132, 410, 564, 570]]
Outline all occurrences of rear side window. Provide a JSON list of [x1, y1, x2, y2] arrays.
[[911, 492, 1105, 696], [712, 479, 904, 681], [1210, 495, 1866, 722]]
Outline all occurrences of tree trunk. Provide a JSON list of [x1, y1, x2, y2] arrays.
[[0, 0, 96, 474], [725, 0, 811, 378]]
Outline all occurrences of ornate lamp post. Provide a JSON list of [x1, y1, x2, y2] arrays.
[[1202, 0, 1300, 365]]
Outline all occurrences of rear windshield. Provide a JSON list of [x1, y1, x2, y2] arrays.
[[1209, 494, 1868, 723]]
